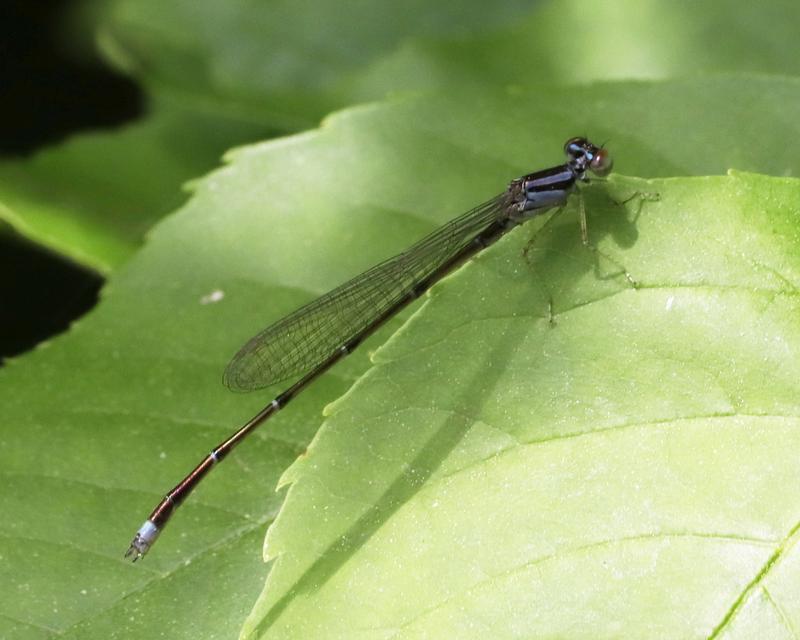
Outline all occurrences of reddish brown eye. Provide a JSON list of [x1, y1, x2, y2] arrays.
[[590, 148, 613, 176]]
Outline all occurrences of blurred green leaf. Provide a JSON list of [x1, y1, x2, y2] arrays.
[[0, 95, 278, 272], [98, 0, 800, 123], [2, 77, 800, 638]]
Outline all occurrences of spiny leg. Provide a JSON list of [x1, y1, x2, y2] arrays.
[[610, 189, 660, 226], [578, 190, 639, 288], [522, 206, 566, 325]]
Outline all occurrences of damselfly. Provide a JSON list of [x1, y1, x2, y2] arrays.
[[127, 137, 613, 560]]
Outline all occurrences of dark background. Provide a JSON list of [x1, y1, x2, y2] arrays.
[[0, 0, 143, 361]]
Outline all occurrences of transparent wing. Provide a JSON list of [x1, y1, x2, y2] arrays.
[[224, 194, 510, 391]]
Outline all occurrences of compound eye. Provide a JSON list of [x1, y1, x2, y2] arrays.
[[589, 148, 613, 177]]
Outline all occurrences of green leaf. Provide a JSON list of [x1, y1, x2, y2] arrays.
[[2, 77, 800, 638], [245, 170, 800, 638]]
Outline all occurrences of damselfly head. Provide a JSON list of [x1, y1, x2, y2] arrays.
[[589, 147, 613, 177], [564, 137, 613, 177]]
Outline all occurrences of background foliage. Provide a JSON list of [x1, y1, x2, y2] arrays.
[[2, 1, 800, 638]]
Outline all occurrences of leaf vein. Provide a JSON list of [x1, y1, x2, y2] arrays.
[[707, 518, 800, 639]]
